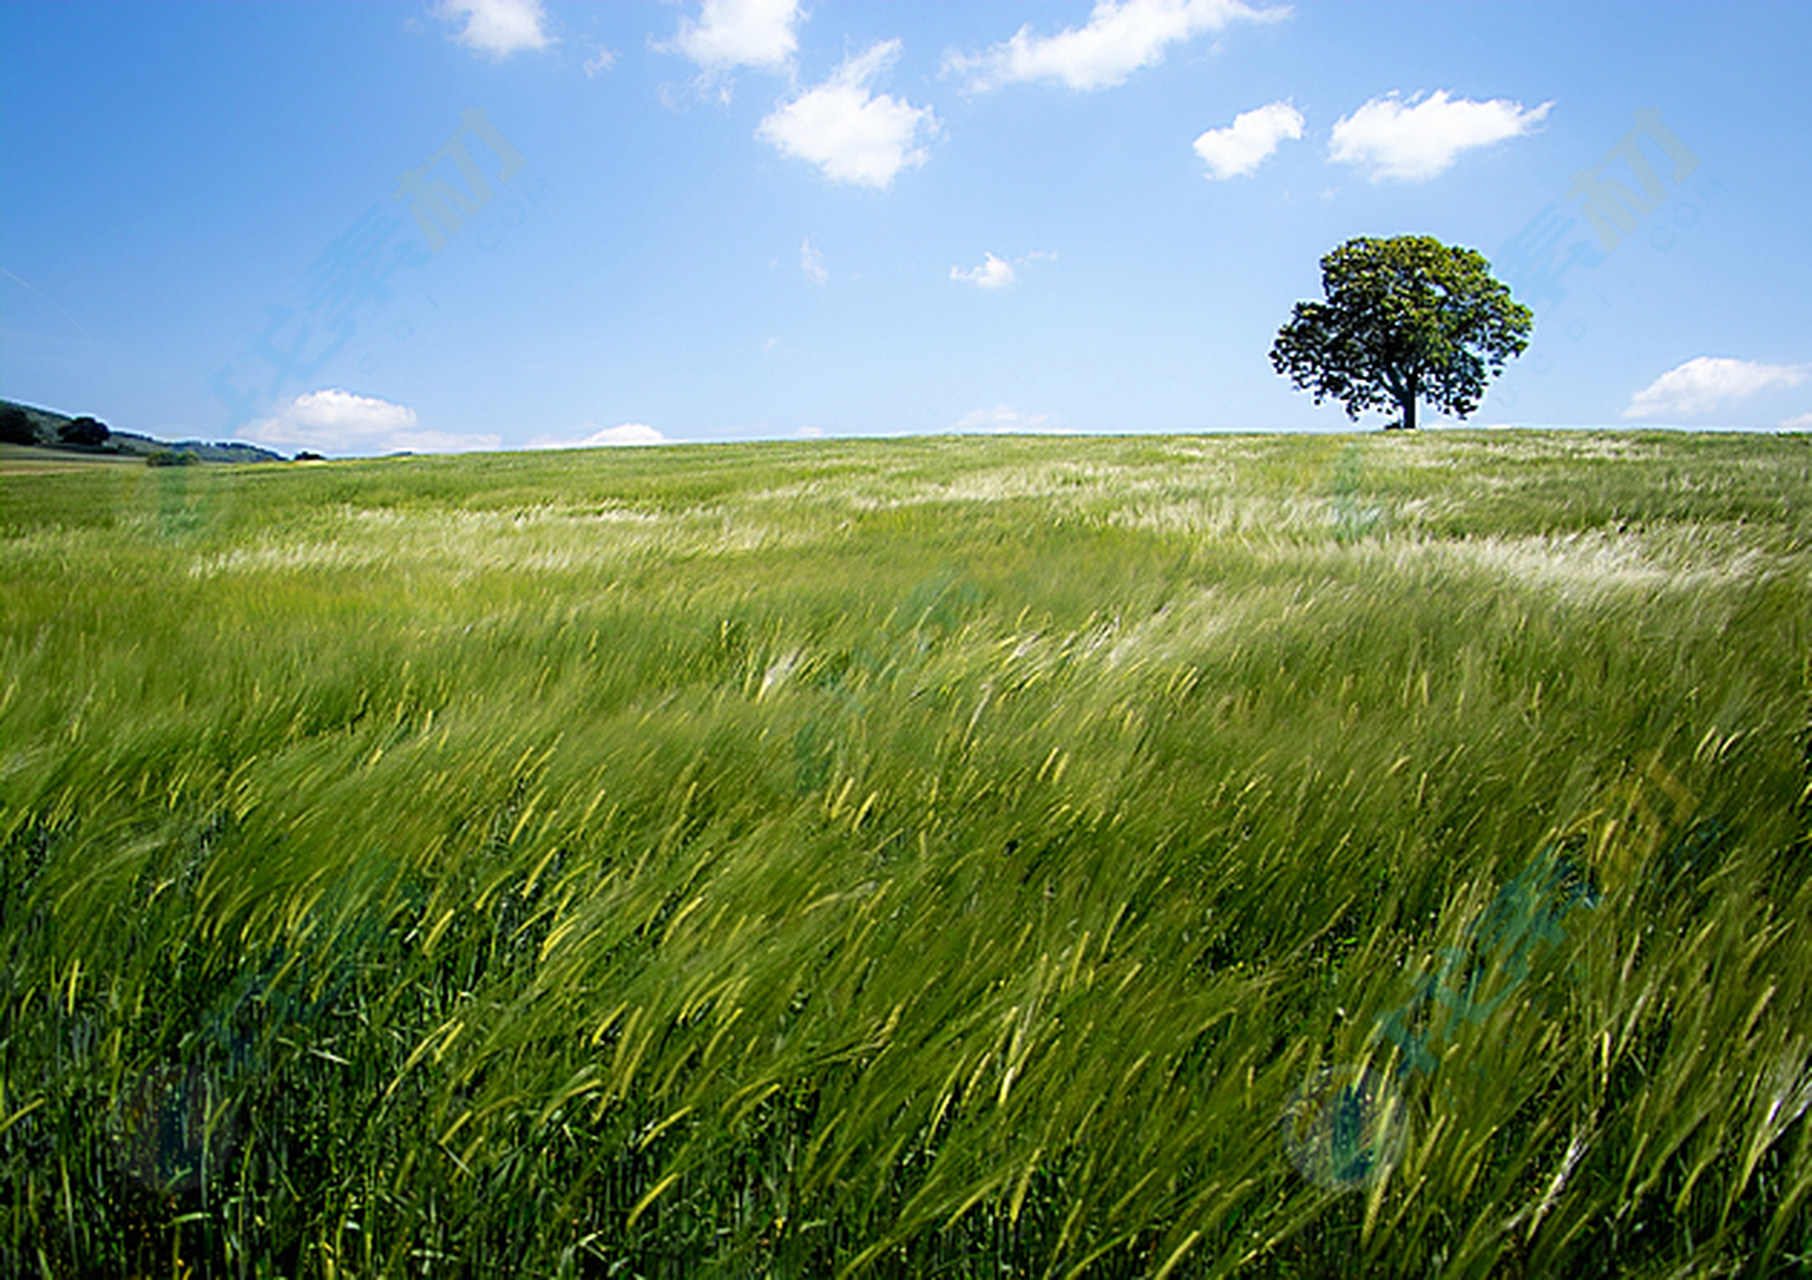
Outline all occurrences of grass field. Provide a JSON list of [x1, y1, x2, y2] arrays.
[[2, 430, 1809, 1277]]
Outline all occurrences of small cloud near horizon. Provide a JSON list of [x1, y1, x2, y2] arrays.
[[434, 0, 553, 59], [949, 404, 1063, 433], [530, 422, 670, 448], [242, 389, 501, 456], [1329, 90, 1551, 182], [1623, 356, 1808, 420]]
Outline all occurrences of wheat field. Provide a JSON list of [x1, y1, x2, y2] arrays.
[[2, 430, 1808, 1276]]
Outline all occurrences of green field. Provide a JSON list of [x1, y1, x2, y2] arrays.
[[2, 431, 1808, 1276]]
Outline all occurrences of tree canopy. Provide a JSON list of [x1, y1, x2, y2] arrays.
[[57, 415, 110, 448], [1270, 235, 1533, 431], [0, 405, 36, 446]]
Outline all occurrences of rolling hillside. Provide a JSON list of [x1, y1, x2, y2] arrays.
[[2, 430, 1808, 1276]]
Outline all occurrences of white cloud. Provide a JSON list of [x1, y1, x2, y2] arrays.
[[531, 422, 670, 448], [242, 390, 496, 456], [945, 0, 1288, 93], [583, 45, 618, 77], [794, 426, 825, 438], [951, 253, 1016, 289], [800, 236, 829, 286], [435, 0, 553, 58], [1781, 413, 1812, 432], [663, 0, 802, 73], [949, 405, 1062, 433], [1328, 90, 1551, 182], [1193, 99, 1303, 178], [950, 250, 1055, 288], [1622, 357, 1808, 420], [757, 41, 939, 189], [386, 430, 507, 454]]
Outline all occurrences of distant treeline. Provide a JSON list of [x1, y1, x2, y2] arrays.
[[0, 398, 293, 463]]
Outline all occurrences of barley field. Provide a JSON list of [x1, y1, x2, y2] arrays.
[[1, 430, 1808, 1277]]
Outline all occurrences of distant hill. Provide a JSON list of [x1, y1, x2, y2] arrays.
[[0, 397, 290, 463], [108, 430, 290, 465]]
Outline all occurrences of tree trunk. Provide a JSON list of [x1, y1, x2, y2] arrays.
[[1399, 372, 1420, 431]]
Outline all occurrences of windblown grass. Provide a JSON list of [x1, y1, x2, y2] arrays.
[[2, 430, 1808, 1276]]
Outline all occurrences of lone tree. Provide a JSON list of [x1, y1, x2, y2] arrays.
[[1270, 234, 1532, 431]]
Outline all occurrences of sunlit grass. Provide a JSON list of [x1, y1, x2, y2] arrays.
[[2, 430, 1809, 1276]]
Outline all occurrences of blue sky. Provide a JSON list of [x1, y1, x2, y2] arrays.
[[2, 0, 1807, 455]]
